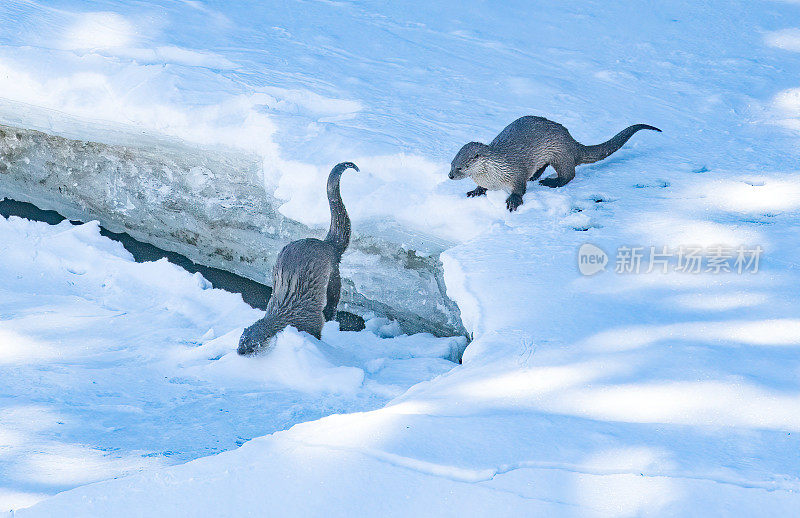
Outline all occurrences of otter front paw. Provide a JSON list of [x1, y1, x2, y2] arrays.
[[539, 177, 566, 188], [467, 186, 488, 198], [506, 193, 523, 212]]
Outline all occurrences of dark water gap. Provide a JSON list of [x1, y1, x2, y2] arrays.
[[0, 197, 365, 331]]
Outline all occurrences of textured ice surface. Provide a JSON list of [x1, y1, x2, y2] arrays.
[[0, 119, 466, 337]]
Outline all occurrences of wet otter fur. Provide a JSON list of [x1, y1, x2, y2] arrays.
[[449, 116, 661, 211], [238, 162, 358, 356]]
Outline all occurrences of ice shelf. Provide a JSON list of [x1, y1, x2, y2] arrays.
[[0, 122, 466, 338]]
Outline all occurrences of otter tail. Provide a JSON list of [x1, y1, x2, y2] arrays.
[[324, 161, 359, 256], [578, 124, 661, 164]]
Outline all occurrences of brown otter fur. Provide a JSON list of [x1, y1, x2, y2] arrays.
[[238, 162, 358, 355]]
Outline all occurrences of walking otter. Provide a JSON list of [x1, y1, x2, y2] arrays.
[[237, 161, 359, 356], [449, 116, 661, 211]]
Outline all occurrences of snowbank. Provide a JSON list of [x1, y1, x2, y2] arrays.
[[0, 121, 466, 338], [0, 216, 464, 510]]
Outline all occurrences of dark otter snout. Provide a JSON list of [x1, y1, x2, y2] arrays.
[[237, 330, 260, 356], [449, 167, 463, 180], [237, 320, 277, 356], [237, 342, 256, 356]]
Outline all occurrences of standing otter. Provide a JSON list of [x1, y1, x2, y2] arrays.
[[449, 116, 661, 211], [237, 161, 359, 356]]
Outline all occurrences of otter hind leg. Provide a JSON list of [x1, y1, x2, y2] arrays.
[[529, 163, 549, 181], [467, 186, 488, 197], [539, 162, 575, 188], [323, 268, 341, 322]]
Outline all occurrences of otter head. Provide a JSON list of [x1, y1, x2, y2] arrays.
[[449, 142, 489, 180], [237, 316, 286, 356]]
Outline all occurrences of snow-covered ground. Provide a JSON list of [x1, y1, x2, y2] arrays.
[[2, 0, 800, 516], [0, 215, 463, 509]]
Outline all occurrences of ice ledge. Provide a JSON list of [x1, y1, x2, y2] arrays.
[[0, 122, 466, 338]]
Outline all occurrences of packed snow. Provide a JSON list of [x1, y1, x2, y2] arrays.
[[0, 216, 464, 510], [1, 0, 800, 516]]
